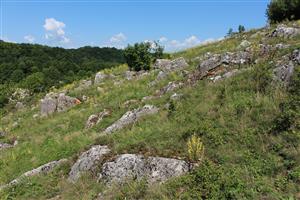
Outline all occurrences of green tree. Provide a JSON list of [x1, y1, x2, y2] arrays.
[[227, 28, 234, 37], [21, 72, 45, 92], [124, 42, 153, 71], [267, 0, 300, 23], [238, 25, 246, 33]]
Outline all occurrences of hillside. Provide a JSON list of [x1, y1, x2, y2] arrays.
[[0, 42, 125, 109], [0, 21, 300, 200]]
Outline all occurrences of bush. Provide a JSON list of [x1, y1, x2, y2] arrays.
[[267, 0, 300, 23], [124, 41, 164, 71], [187, 134, 204, 162]]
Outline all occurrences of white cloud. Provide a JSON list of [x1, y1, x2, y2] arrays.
[[110, 33, 127, 43], [24, 35, 35, 43], [43, 18, 70, 43], [165, 35, 201, 51], [159, 36, 168, 43]]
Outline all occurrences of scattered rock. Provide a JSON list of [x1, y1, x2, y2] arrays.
[[0, 159, 67, 190], [12, 122, 19, 128], [291, 49, 300, 64], [57, 93, 81, 113], [275, 43, 290, 49], [75, 80, 92, 91], [0, 142, 13, 150], [103, 105, 159, 134], [198, 51, 252, 78], [141, 96, 157, 102], [154, 57, 188, 72], [123, 99, 139, 107], [95, 72, 108, 85], [68, 145, 110, 183], [85, 109, 110, 129], [41, 93, 81, 117], [170, 93, 183, 101], [99, 154, 190, 184], [238, 40, 251, 49], [156, 82, 184, 96], [15, 102, 25, 110], [33, 114, 39, 119], [9, 88, 30, 103], [273, 61, 295, 85], [273, 50, 300, 85], [124, 71, 135, 80], [271, 24, 300, 38]]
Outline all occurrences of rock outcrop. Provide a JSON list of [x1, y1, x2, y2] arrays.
[[273, 49, 299, 85], [153, 57, 188, 72], [103, 105, 159, 134], [0, 159, 67, 190], [85, 109, 110, 129], [156, 82, 184, 96], [75, 80, 92, 91], [99, 154, 190, 184], [95, 72, 108, 85], [40, 93, 81, 117], [0, 142, 13, 150], [271, 24, 300, 38], [68, 145, 110, 183]]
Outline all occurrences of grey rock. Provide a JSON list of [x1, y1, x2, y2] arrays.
[[154, 57, 188, 72], [85, 109, 110, 129], [75, 80, 92, 91], [198, 51, 251, 78], [170, 93, 183, 101], [123, 99, 139, 107], [157, 71, 168, 80], [33, 114, 39, 119], [15, 102, 25, 110], [68, 145, 110, 183], [99, 154, 189, 184], [0, 142, 13, 150], [95, 72, 108, 85], [103, 105, 159, 134], [1, 159, 67, 190], [271, 24, 300, 38], [291, 49, 300, 65], [57, 93, 80, 113], [238, 40, 251, 49], [9, 88, 30, 103], [273, 61, 295, 85], [156, 82, 184, 96], [40, 93, 58, 116], [41, 93, 80, 116], [124, 71, 135, 80], [275, 43, 290, 49]]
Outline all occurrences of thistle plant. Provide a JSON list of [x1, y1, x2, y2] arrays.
[[187, 134, 204, 162]]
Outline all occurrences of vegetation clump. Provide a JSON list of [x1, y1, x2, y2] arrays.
[[267, 0, 300, 23]]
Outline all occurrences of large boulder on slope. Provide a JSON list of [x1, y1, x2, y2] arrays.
[[68, 145, 110, 183], [154, 57, 188, 72], [271, 24, 300, 38], [99, 154, 190, 184], [103, 105, 159, 134], [40, 93, 81, 117]]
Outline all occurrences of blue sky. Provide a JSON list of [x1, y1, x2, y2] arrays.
[[1, 0, 270, 51]]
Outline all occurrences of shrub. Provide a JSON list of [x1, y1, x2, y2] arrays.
[[267, 0, 300, 23], [124, 41, 164, 71], [187, 134, 204, 162], [238, 25, 246, 33]]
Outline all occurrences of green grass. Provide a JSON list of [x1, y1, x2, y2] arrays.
[[0, 23, 300, 199]]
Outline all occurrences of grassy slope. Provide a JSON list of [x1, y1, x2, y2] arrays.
[[0, 23, 300, 199]]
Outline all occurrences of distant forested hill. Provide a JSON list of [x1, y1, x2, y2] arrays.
[[0, 41, 125, 107]]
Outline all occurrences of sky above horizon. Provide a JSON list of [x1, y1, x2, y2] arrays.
[[1, 0, 270, 52]]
